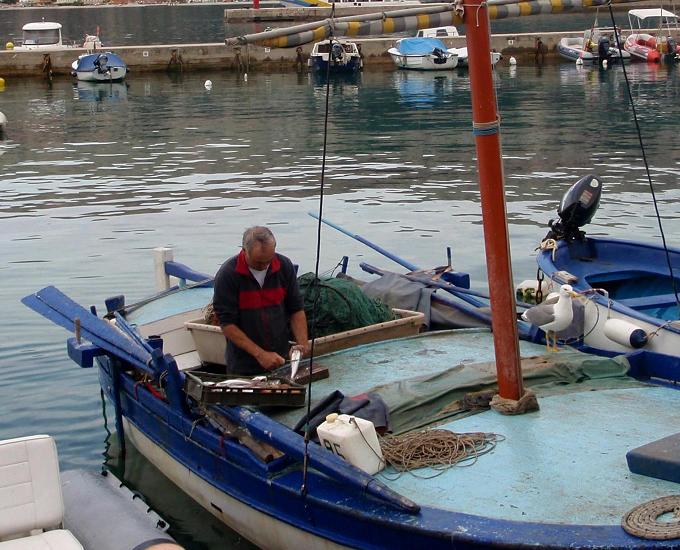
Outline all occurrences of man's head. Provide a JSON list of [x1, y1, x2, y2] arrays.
[[242, 226, 276, 270]]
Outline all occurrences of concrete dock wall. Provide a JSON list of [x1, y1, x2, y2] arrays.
[[0, 29, 671, 77]]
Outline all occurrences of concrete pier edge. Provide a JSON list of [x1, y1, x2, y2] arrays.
[[1, 28, 677, 77]]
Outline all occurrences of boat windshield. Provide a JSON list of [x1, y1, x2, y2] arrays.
[[22, 29, 61, 45], [316, 43, 355, 53]]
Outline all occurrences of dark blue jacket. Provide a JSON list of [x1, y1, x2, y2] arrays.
[[213, 250, 303, 375]]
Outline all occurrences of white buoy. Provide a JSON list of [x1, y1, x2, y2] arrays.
[[0, 111, 6, 139], [602, 59, 608, 69], [204, 79, 212, 90], [509, 56, 517, 66], [243, 73, 248, 82], [604, 318, 648, 349], [575, 57, 584, 66]]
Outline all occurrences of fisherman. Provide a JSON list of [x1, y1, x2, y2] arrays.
[[212, 226, 309, 375]]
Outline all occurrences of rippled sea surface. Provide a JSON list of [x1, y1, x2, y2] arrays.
[[1, 60, 679, 548]]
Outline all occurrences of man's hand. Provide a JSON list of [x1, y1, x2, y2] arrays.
[[290, 342, 309, 357], [255, 350, 286, 371]]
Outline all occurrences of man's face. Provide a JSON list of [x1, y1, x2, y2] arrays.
[[245, 242, 276, 271]]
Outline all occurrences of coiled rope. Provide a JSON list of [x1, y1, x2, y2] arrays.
[[379, 429, 504, 479], [622, 495, 680, 540]]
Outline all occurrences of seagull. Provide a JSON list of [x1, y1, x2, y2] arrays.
[[522, 284, 575, 351]]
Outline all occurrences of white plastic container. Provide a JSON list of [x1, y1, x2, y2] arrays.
[[316, 413, 385, 475]]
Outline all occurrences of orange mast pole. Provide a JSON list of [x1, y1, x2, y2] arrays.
[[464, 0, 523, 400]]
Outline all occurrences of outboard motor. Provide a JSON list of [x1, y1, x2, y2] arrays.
[[331, 43, 345, 64], [546, 174, 602, 242], [597, 36, 611, 64], [432, 47, 447, 64], [94, 54, 109, 74], [667, 37, 679, 61]]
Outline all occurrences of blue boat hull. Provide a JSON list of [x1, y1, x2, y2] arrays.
[[311, 56, 361, 73]]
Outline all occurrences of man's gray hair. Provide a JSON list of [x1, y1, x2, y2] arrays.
[[242, 226, 276, 252]]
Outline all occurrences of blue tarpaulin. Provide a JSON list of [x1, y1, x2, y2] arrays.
[[396, 37, 448, 55]]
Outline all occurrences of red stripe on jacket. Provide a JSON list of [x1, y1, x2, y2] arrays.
[[239, 287, 287, 310]]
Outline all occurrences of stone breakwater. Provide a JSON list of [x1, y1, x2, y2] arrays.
[[0, 30, 663, 77]]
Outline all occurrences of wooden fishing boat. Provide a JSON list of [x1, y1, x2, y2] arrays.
[[21, 278, 680, 549], [22, 1, 680, 548], [531, 174, 680, 359]]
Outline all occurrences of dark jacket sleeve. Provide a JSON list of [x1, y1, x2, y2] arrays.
[[213, 260, 240, 327], [281, 255, 304, 314]]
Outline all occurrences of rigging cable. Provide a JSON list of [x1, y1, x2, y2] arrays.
[[301, 3, 336, 498], [607, 2, 680, 311]]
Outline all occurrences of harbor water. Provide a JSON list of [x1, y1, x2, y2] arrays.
[[1, 9, 679, 547]]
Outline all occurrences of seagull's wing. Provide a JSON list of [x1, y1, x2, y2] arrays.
[[522, 303, 556, 328]]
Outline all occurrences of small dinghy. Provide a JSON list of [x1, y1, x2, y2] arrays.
[[388, 37, 458, 70], [71, 52, 128, 82], [624, 9, 680, 63], [558, 30, 631, 63], [0, 434, 180, 550]]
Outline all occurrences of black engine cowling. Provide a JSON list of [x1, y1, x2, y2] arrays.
[[598, 37, 611, 63], [331, 43, 345, 63], [546, 174, 602, 241]]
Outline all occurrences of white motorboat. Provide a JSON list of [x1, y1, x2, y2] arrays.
[[10, 22, 71, 52], [415, 26, 460, 38], [388, 37, 458, 70], [308, 39, 362, 73], [447, 46, 502, 67]]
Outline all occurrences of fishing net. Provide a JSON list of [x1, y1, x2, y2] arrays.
[[298, 273, 396, 338]]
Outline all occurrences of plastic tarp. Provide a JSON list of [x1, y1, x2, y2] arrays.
[[368, 350, 647, 434], [359, 272, 488, 330], [76, 53, 126, 72], [397, 37, 448, 55]]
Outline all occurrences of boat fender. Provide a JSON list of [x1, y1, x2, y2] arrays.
[[204, 79, 212, 90], [575, 57, 583, 66], [509, 56, 517, 65], [603, 318, 648, 349], [61, 469, 180, 550]]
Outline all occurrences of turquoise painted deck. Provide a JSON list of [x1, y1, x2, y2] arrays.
[[272, 330, 548, 428], [385, 386, 680, 525]]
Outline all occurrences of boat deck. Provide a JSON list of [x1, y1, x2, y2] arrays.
[[268, 330, 680, 526], [129, 287, 680, 530], [392, 386, 680, 524]]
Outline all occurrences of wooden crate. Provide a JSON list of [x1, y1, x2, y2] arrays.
[[184, 308, 425, 366]]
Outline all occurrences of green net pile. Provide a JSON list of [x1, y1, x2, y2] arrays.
[[298, 273, 396, 338]]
